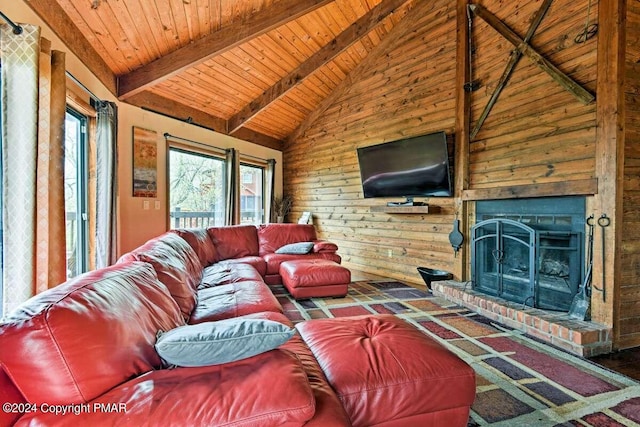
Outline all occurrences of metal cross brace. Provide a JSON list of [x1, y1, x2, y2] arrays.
[[469, 2, 595, 139]]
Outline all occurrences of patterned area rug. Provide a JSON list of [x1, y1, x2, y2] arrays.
[[271, 280, 640, 427]]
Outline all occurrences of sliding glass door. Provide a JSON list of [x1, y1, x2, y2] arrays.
[[64, 108, 89, 278]]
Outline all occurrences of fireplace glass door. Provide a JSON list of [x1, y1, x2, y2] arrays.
[[472, 219, 536, 306], [472, 218, 583, 311]]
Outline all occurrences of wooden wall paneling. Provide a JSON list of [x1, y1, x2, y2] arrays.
[[287, 0, 438, 145], [593, 0, 626, 339], [462, 179, 598, 201], [467, 0, 598, 194], [284, 0, 458, 285], [619, 0, 640, 349]]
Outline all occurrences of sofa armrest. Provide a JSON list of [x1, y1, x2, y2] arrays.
[[313, 240, 338, 253], [0, 364, 26, 427]]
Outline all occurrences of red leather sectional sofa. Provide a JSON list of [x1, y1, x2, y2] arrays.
[[0, 223, 475, 426]]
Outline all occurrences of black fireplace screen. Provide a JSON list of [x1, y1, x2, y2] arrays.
[[471, 217, 584, 312]]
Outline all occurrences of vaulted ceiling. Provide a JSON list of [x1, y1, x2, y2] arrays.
[[24, 0, 415, 149]]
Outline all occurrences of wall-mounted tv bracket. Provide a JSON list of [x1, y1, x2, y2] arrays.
[[468, 1, 595, 140]]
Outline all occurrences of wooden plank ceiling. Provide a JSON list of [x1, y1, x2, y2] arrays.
[[24, 0, 414, 149]]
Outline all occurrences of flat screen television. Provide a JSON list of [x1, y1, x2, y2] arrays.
[[356, 131, 452, 202]]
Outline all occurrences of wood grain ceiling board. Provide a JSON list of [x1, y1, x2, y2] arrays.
[[246, 31, 395, 140], [145, 0, 390, 120], [33, 0, 414, 147], [54, 0, 277, 74], [241, 6, 409, 140]]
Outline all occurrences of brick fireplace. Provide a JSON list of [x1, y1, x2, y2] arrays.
[[433, 197, 612, 357]]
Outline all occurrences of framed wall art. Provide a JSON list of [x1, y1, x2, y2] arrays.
[[132, 126, 158, 198]]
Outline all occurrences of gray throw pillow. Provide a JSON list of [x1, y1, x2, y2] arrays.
[[155, 318, 295, 367], [275, 242, 314, 255]]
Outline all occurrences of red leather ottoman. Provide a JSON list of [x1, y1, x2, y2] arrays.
[[296, 315, 476, 427], [279, 259, 350, 299]]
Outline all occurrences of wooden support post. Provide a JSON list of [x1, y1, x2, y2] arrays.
[[454, 0, 471, 280], [593, 0, 626, 343]]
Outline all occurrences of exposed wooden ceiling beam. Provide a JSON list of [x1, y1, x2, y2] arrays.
[[227, 0, 412, 134], [287, 0, 425, 145], [23, 0, 117, 95], [117, 0, 334, 100], [124, 92, 283, 151], [231, 128, 284, 152]]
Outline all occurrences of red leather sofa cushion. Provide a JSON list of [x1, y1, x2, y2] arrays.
[[15, 350, 315, 427], [169, 228, 217, 268], [313, 240, 338, 253], [189, 281, 283, 324], [280, 260, 350, 299], [279, 260, 351, 288], [208, 225, 259, 261], [297, 315, 476, 427], [226, 311, 352, 427], [216, 255, 267, 276], [257, 223, 318, 256], [0, 262, 184, 406], [120, 233, 202, 320], [199, 263, 264, 288]]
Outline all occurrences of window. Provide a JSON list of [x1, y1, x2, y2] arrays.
[[64, 108, 89, 278], [240, 163, 265, 225], [169, 147, 226, 229]]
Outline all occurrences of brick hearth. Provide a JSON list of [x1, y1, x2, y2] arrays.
[[432, 281, 612, 357]]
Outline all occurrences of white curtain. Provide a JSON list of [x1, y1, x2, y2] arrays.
[[94, 101, 118, 268], [1, 24, 67, 316], [224, 148, 240, 225]]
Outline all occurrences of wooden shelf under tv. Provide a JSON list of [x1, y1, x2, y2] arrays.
[[370, 205, 437, 214]]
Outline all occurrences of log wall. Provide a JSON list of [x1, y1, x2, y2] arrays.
[[283, 0, 639, 349], [620, 0, 640, 349], [284, 0, 458, 284], [468, 0, 598, 191]]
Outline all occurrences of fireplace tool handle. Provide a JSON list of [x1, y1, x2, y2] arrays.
[[568, 215, 594, 320], [585, 214, 595, 296], [592, 214, 609, 302]]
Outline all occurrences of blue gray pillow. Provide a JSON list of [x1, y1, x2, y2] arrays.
[[275, 242, 314, 255], [155, 318, 295, 367]]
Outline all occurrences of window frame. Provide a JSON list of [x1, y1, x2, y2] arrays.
[[165, 138, 269, 228], [64, 107, 90, 277], [239, 161, 266, 225], [166, 142, 227, 230]]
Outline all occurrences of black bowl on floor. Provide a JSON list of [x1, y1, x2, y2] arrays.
[[417, 267, 453, 290]]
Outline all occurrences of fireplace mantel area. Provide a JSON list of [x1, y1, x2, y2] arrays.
[[433, 197, 612, 357]]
